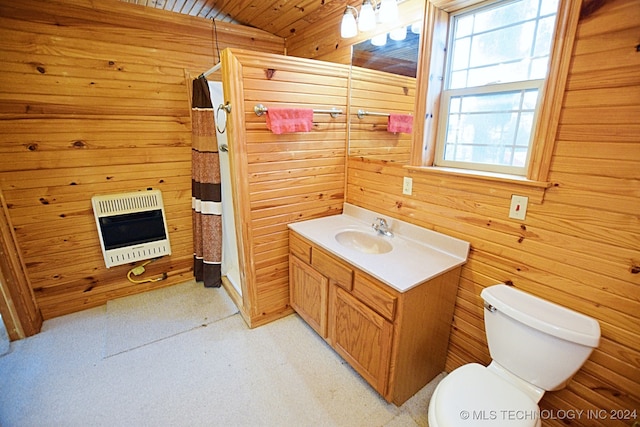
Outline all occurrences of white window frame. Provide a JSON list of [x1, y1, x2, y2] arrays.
[[435, 79, 544, 175], [411, 0, 580, 185], [434, 0, 556, 176]]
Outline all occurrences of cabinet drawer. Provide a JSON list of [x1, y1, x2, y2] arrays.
[[353, 273, 397, 321], [289, 231, 311, 263], [311, 248, 353, 291]]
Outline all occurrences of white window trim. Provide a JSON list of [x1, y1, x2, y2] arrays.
[[410, 0, 582, 187]]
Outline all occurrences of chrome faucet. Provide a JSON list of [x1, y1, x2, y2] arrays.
[[372, 217, 393, 237]]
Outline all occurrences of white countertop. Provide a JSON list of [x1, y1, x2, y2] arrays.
[[288, 203, 470, 293]]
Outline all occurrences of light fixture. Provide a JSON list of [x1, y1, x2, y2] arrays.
[[358, 0, 376, 32], [341, 7, 358, 39], [389, 25, 407, 41], [340, 0, 400, 39], [371, 33, 387, 46], [378, 0, 399, 23]]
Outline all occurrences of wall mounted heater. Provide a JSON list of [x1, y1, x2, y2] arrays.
[[91, 189, 171, 268]]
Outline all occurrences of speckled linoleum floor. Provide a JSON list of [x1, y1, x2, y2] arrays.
[[0, 280, 441, 427]]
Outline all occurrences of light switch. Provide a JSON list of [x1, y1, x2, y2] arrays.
[[403, 177, 413, 195], [509, 195, 528, 220]]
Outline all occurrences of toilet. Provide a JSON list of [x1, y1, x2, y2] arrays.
[[428, 284, 600, 427]]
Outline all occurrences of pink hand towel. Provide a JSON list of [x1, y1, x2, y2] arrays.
[[387, 114, 413, 134], [265, 108, 314, 134]]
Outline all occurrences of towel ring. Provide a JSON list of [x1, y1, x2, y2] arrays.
[[216, 102, 231, 134]]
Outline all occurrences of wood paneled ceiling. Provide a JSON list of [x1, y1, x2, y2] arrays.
[[118, 0, 423, 76], [119, 0, 368, 39]]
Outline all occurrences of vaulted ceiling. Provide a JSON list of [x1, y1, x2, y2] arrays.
[[118, 0, 423, 77], [119, 0, 366, 39]]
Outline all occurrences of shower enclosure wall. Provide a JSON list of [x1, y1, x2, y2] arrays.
[[208, 81, 242, 296]]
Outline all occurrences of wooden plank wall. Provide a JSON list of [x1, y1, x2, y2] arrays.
[[349, 67, 416, 163], [346, 0, 639, 424], [0, 0, 284, 319], [223, 49, 350, 327]]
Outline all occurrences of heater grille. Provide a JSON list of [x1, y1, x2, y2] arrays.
[[93, 192, 161, 216], [91, 189, 171, 268]]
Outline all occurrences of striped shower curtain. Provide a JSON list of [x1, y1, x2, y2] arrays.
[[191, 76, 222, 288]]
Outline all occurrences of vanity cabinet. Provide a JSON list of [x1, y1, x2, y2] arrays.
[[331, 285, 394, 396], [289, 230, 462, 405], [289, 256, 328, 338]]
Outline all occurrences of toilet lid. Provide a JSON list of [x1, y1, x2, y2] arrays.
[[433, 363, 540, 427]]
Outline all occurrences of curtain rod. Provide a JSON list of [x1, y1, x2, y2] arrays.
[[198, 62, 221, 79]]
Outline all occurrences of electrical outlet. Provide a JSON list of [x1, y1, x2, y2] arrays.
[[509, 195, 528, 220], [403, 177, 413, 195]]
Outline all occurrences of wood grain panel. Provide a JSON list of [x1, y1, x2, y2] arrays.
[[220, 49, 349, 327], [0, 188, 43, 339], [349, 67, 416, 163], [345, 0, 640, 420], [0, 0, 284, 319]]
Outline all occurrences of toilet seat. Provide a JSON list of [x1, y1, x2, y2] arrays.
[[429, 363, 541, 427]]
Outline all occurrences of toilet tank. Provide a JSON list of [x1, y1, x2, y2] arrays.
[[481, 284, 600, 391]]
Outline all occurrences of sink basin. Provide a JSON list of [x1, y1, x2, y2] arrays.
[[288, 204, 470, 291], [335, 230, 393, 254]]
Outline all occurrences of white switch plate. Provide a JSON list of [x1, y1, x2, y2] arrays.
[[509, 195, 528, 220], [403, 177, 413, 195]]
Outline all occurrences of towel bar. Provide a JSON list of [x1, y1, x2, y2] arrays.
[[254, 104, 342, 118], [357, 110, 391, 119]]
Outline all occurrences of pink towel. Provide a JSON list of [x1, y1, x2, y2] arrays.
[[387, 114, 413, 134], [265, 108, 314, 134]]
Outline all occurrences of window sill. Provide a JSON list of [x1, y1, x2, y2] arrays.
[[404, 166, 551, 188], [404, 166, 553, 201]]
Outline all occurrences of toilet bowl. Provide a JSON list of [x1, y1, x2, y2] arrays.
[[428, 284, 600, 427], [429, 363, 541, 427]]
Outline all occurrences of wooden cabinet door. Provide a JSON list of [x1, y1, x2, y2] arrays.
[[289, 255, 329, 338], [330, 286, 394, 396]]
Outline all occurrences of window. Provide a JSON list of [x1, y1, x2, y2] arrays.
[[434, 0, 560, 176]]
